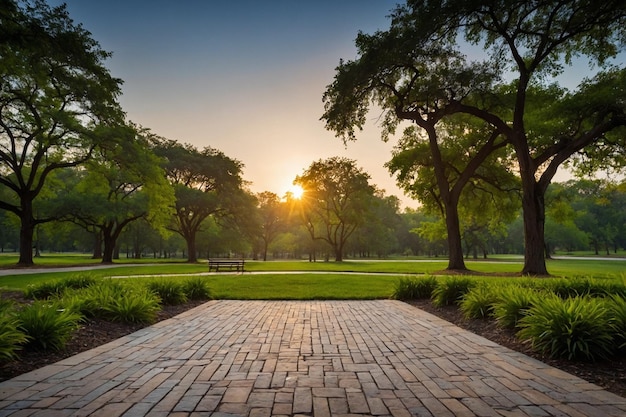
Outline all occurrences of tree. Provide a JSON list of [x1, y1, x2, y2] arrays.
[[568, 179, 626, 255], [0, 0, 123, 265], [323, 0, 626, 274], [152, 139, 245, 262], [397, 208, 431, 256], [255, 192, 287, 261], [53, 126, 174, 263], [349, 193, 402, 258], [294, 157, 375, 261], [321, 8, 511, 270], [385, 115, 516, 269]]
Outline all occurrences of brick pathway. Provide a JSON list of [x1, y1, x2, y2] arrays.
[[1, 300, 625, 416]]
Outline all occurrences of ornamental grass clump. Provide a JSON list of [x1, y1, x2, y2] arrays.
[[431, 276, 476, 307], [76, 280, 128, 318], [517, 295, 615, 361], [146, 279, 188, 305], [17, 301, 82, 351], [99, 288, 160, 324], [460, 284, 500, 319], [539, 276, 626, 299], [0, 300, 29, 361], [74, 280, 160, 324], [60, 274, 99, 291], [24, 274, 99, 300], [492, 286, 540, 329], [392, 276, 438, 300], [25, 280, 66, 299], [607, 295, 626, 352], [182, 277, 212, 300]]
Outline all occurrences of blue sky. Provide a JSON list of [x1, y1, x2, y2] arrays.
[[49, 1, 411, 204]]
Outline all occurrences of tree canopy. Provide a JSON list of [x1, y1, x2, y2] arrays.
[[0, 0, 124, 265], [294, 157, 376, 261], [151, 138, 246, 262], [322, 0, 626, 274]]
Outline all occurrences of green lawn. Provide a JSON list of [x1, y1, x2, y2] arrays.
[[1, 255, 623, 298]]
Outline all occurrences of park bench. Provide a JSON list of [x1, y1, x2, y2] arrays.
[[208, 258, 245, 273]]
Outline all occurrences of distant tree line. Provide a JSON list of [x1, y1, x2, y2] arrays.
[[1, 154, 624, 262]]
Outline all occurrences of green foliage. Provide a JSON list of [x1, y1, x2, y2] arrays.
[[60, 274, 99, 291], [99, 289, 160, 324], [182, 277, 212, 300], [392, 275, 438, 300], [72, 280, 128, 318], [543, 277, 626, 298], [607, 295, 626, 352], [460, 285, 499, 319], [146, 279, 188, 305], [25, 280, 67, 299], [431, 276, 476, 307], [24, 274, 99, 299], [517, 296, 615, 361], [17, 301, 82, 351], [492, 286, 539, 329], [64, 280, 160, 323], [0, 301, 29, 361]]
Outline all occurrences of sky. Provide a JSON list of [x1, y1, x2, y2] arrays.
[[47, 0, 416, 205], [46, 1, 622, 208]]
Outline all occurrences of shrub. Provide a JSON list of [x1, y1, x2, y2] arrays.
[[607, 295, 626, 352], [24, 274, 100, 301], [540, 276, 626, 299], [460, 285, 499, 319], [61, 274, 99, 290], [25, 280, 67, 299], [0, 303, 29, 361], [431, 276, 476, 307], [76, 280, 128, 318], [493, 286, 539, 329], [146, 279, 188, 305], [69, 280, 160, 323], [517, 295, 615, 361], [17, 301, 82, 351], [392, 276, 438, 300], [100, 289, 160, 324], [182, 277, 212, 300]]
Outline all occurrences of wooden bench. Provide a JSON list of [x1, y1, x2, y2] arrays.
[[208, 258, 245, 273]]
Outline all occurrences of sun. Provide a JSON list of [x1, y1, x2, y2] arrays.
[[287, 184, 304, 200]]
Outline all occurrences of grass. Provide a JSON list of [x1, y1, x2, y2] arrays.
[[1, 256, 624, 299], [197, 274, 398, 300]]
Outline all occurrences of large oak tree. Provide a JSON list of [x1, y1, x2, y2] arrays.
[[323, 0, 626, 274], [152, 138, 245, 262], [0, 0, 123, 265], [294, 157, 375, 262]]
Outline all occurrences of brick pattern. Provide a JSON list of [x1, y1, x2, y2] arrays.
[[0, 300, 625, 416]]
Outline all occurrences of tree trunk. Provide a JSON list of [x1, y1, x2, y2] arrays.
[[444, 203, 467, 270], [334, 246, 343, 262], [92, 232, 103, 259], [521, 180, 549, 275], [186, 234, 197, 262], [102, 233, 115, 264], [17, 199, 35, 266]]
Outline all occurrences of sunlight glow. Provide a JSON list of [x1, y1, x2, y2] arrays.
[[287, 184, 304, 199]]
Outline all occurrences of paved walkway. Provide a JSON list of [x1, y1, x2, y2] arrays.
[[0, 300, 624, 417]]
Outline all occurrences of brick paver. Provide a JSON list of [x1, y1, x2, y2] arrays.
[[1, 300, 625, 416]]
